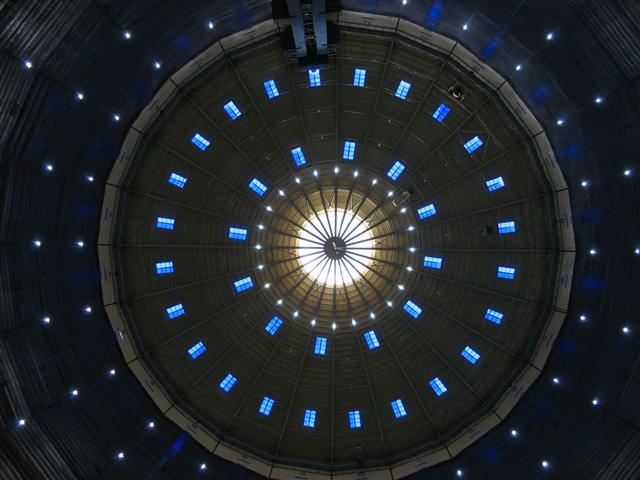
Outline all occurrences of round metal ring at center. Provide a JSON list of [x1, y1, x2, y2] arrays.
[[324, 237, 347, 260]]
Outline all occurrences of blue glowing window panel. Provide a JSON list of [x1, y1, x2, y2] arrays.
[[308, 69, 321, 87], [248, 178, 268, 196], [343, 141, 356, 160], [486, 176, 505, 191], [234, 276, 254, 292], [219, 373, 238, 392], [156, 217, 175, 230], [259, 396, 275, 416], [461, 346, 480, 364], [187, 341, 206, 359], [353, 68, 366, 87], [429, 377, 447, 396], [228, 227, 248, 240], [314, 336, 327, 355], [423, 256, 443, 269], [497, 266, 516, 280], [463, 136, 484, 154], [264, 79, 279, 99], [348, 410, 361, 428], [432, 103, 451, 123], [395, 80, 411, 100], [168, 172, 187, 189], [417, 203, 436, 219], [391, 399, 407, 418], [166, 303, 185, 319], [498, 221, 516, 234], [485, 308, 504, 324], [403, 300, 423, 319], [291, 147, 307, 167], [265, 316, 284, 336], [386, 161, 406, 181], [303, 409, 317, 428], [191, 133, 211, 151], [155, 261, 174, 274], [363, 330, 380, 350], [223, 101, 242, 120]]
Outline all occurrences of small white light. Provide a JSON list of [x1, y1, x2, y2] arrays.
[[255, 244, 262, 250], [552, 377, 560, 384], [45, 163, 54, 172], [108, 369, 116, 376], [406, 266, 413, 272], [409, 247, 416, 253], [369, 312, 375, 319], [311, 319, 316, 326], [276, 299, 283, 305], [595, 96, 604, 104], [387, 190, 393, 197], [295, 177, 301, 184], [18, 418, 26, 427], [353, 170, 359, 177], [76, 91, 84, 101], [402, 0, 407, 5], [592, 398, 599, 407], [407, 225, 415, 231], [515, 64, 522, 71], [546, 32, 554, 41], [635, 248, 640, 255], [400, 207, 407, 213], [200, 463, 207, 471], [87, 175, 94, 182], [147, 421, 155, 429], [266, 205, 272, 212], [457, 470, 463, 478], [71, 389, 79, 397], [116, 451, 125, 460], [113, 113, 120, 122], [278, 189, 285, 196], [510, 429, 518, 437], [589, 248, 597, 256], [622, 326, 631, 334], [24, 60, 33, 69], [257, 264, 264, 270], [154, 61, 161, 70], [624, 169, 632, 177], [581, 180, 589, 187], [351, 318, 357, 326], [42, 316, 50, 324], [398, 284, 405, 290], [207, 20, 214, 30], [334, 166, 339, 174], [33, 239, 42, 247], [579, 314, 587, 322], [313, 169, 318, 177], [386, 301, 393, 307], [123, 31, 131, 40], [257, 224, 264, 230], [372, 178, 378, 185], [76, 240, 84, 248], [541, 460, 549, 468], [556, 118, 564, 126], [264, 283, 271, 289], [84, 306, 92, 313], [293, 311, 299, 318], [462, 23, 468, 30], [332, 322, 337, 330]]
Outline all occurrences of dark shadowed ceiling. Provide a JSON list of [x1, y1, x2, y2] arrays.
[[1, 1, 639, 479]]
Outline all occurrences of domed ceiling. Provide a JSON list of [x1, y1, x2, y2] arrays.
[[98, 13, 574, 479]]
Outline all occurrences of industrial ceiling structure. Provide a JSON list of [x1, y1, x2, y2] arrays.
[[1, 1, 639, 479]]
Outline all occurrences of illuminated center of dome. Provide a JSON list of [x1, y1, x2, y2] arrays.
[[297, 209, 373, 286]]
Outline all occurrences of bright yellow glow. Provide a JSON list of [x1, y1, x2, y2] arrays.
[[297, 209, 373, 286]]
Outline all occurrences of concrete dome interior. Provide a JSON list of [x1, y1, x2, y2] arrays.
[[1, 1, 639, 479]]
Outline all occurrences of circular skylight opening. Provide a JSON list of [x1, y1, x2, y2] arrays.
[[297, 208, 373, 286]]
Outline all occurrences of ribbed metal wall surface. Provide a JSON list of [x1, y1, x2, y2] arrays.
[[0, 0, 639, 478]]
